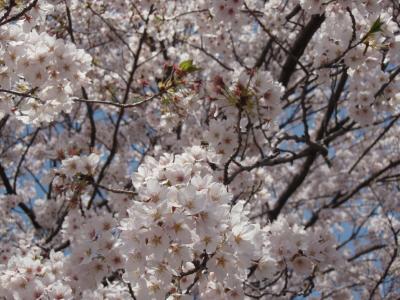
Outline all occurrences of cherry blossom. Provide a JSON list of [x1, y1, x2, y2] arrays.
[[0, 0, 399, 299]]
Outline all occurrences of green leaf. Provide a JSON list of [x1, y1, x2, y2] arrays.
[[153, 15, 164, 24], [161, 96, 171, 106], [179, 59, 201, 73], [368, 16, 384, 35], [179, 59, 193, 71]]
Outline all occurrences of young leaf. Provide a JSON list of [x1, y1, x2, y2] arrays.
[[179, 59, 201, 73], [368, 16, 384, 35]]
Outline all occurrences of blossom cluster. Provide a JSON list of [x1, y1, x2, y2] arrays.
[[62, 211, 124, 293], [0, 0, 399, 299], [118, 146, 340, 299], [311, 4, 400, 125], [201, 69, 283, 163], [260, 217, 343, 278], [0, 1, 92, 124], [0, 250, 72, 300], [119, 146, 256, 298]]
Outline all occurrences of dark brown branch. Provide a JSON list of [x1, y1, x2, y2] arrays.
[[0, 162, 14, 195], [285, 4, 302, 21], [316, 70, 348, 140], [44, 208, 69, 244], [127, 282, 137, 300], [87, 6, 154, 209], [0, 0, 38, 26], [244, 2, 310, 79], [0, 162, 42, 229], [348, 114, 400, 174], [369, 253, 397, 299], [0, 88, 39, 99], [267, 153, 316, 221], [0, 0, 15, 24], [54, 240, 71, 252], [18, 202, 42, 230], [370, 213, 399, 298], [279, 14, 325, 87], [253, 40, 272, 69], [13, 128, 40, 191], [263, 69, 347, 221], [333, 158, 400, 208], [348, 244, 387, 262], [82, 88, 97, 149], [64, 0, 75, 43]]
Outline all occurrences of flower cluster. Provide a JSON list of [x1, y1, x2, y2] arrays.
[[63, 212, 124, 292], [0, 250, 72, 300], [0, 2, 92, 124], [0, 194, 21, 218], [120, 146, 262, 298], [201, 69, 283, 165], [0, 0, 399, 299], [208, 69, 284, 123], [119, 146, 340, 299], [60, 153, 100, 179], [312, 6, 400, 125], [257, 217, 343, 279], [204, 119, 238, 161], [347, 62, 391, 126], [211, 0, 244, 24]]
